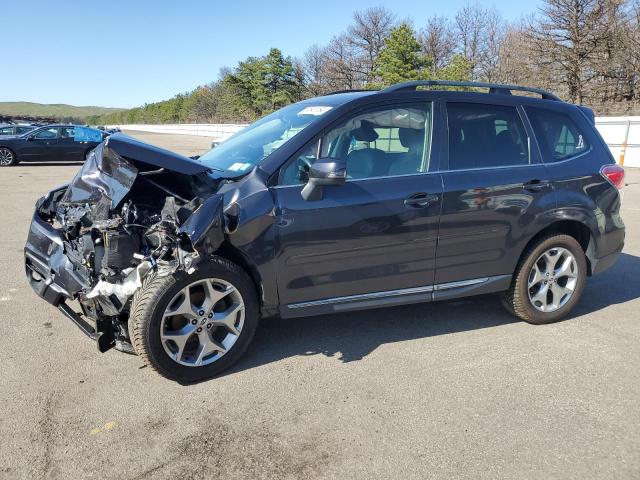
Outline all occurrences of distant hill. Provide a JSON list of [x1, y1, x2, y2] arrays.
[[0, 102, 127, 121]]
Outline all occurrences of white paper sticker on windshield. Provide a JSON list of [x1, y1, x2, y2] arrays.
[[228, 162, 251, 172], [298, 106, 332, 116]]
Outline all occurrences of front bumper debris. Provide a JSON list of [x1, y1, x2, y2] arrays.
[[24, 199, 116, 351]]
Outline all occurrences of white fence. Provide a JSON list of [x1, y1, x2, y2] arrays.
[[594, 117, 640, 168], [110, 116, 640, 168], [111, 123, 248, 141]]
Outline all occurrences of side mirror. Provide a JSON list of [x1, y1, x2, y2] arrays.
[[301, 158, 346, 201], [26, 136, 34, 141]]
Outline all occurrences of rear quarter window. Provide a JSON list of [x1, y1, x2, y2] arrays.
[[526, 107, 590, 162]]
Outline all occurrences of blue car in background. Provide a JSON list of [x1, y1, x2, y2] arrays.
[[0, 125, 107, 166]]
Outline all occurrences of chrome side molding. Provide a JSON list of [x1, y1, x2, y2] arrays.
[[287, 277, 491, 310]]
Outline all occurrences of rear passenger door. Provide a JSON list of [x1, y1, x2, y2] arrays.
[[434, 101, 555, 295], [58, 127, 83, 160]]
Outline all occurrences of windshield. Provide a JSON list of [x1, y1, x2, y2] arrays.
[[198, 102, 334, 176]]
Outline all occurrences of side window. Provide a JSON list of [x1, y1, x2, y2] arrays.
[[525, 107, 589, 162], [60, 127, 76, 138], [279, 139, 320, 186], [279, 103, 432, 185], [76, 127, 104, 142], [0, 127, 13, 135], [33, 128, 58, 140], [447, 103, 529, 170], [16, 126, 32, 134]]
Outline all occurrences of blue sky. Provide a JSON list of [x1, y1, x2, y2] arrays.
[[1, 0, 541, 108]]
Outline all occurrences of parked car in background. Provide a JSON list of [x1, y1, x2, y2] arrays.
[[96, 125, 121, 134], [0, 125, 107, 166], [24, 81, 625, 382], [0, 123, 37, 136]]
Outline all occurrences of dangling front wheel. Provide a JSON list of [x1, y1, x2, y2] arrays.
[[129, 257, 259, 382], [502, 234, 587, 325]]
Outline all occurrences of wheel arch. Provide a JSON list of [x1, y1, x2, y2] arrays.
[[213, 242, 269, 311], [519, 219, 596, 276]]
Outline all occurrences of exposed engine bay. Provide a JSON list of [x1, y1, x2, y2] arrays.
[[28, 135, 227, 351]]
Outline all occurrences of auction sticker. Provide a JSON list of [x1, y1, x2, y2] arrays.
[[298, 106, 332, 116], [228, 162, 252, 172]]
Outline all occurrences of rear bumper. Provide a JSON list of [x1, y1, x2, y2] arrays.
[[591, 249, 622, 275], [590, 222, 624, 276]]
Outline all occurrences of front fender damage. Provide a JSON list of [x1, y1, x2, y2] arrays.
[[83, 194, 226, 314], [28, 135, 228, 351]]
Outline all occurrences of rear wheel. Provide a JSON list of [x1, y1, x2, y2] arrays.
[[0, 147, 17, 166], [129, 257, 259, 382], [502, 234, 587, 324]]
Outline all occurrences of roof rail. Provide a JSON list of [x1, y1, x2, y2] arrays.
[[382, 80, 561, 101], [325, 89, 378, 95]]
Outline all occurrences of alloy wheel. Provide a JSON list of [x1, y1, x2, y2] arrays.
[[160, 277, 245, 367], [527, 247, 578, 313], [0, 148, 14, 166]]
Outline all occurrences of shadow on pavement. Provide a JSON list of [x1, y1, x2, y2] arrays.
[[222, 252, 640, 380], [574, 252, 640, 314]]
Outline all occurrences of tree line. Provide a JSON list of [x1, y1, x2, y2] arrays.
[[89, 0, 640, 125]]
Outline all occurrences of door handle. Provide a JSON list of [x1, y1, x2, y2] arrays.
[[404, 193, 439, 208], [522, 179, 552, 192]]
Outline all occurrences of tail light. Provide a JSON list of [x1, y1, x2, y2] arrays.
[[601, 164, 625, 189]]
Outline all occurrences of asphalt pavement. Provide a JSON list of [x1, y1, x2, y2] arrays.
[[0, 131, 638, 479]]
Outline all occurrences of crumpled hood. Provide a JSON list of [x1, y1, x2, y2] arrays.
[[104, 133, 210, 175], [58, 135, 221, 226]]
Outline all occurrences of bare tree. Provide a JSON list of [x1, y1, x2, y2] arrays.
[[528, 0, 610, 104], [478, 9, 506, 81], [626, 0, 640, 104], [590, 0, 640, 110], [454, 3, 491, 79], [347, 6, 397, 82], [303, 44, 330, 96], [323, 34, 364, 90], [419, 15, 455, 75]]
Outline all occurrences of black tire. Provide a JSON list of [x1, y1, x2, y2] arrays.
[[128, 256, 259, 382], [0, 147, 18, 166], [502, 234, 587, 324]]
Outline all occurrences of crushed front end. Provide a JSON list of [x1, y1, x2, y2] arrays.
[[24, 135, 225, 353]]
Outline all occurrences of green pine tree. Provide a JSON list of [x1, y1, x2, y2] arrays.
[[263, 48, 297, 110], [375, 24, 430, 86], [437, 54, 473, 82]]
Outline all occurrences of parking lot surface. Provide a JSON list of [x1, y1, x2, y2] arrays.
[[1, 131, 638, 479]]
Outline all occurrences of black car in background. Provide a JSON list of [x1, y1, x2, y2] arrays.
[[0, 123, 38, 136], [24, 80, 625, 382], [0, 125, 107, 166]]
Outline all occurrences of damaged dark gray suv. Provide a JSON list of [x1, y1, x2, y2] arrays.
[[24, 81, 625, 382]]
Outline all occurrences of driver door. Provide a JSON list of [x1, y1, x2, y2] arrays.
[[21, 127, 59, 161], [272, 102, 443, 316]]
